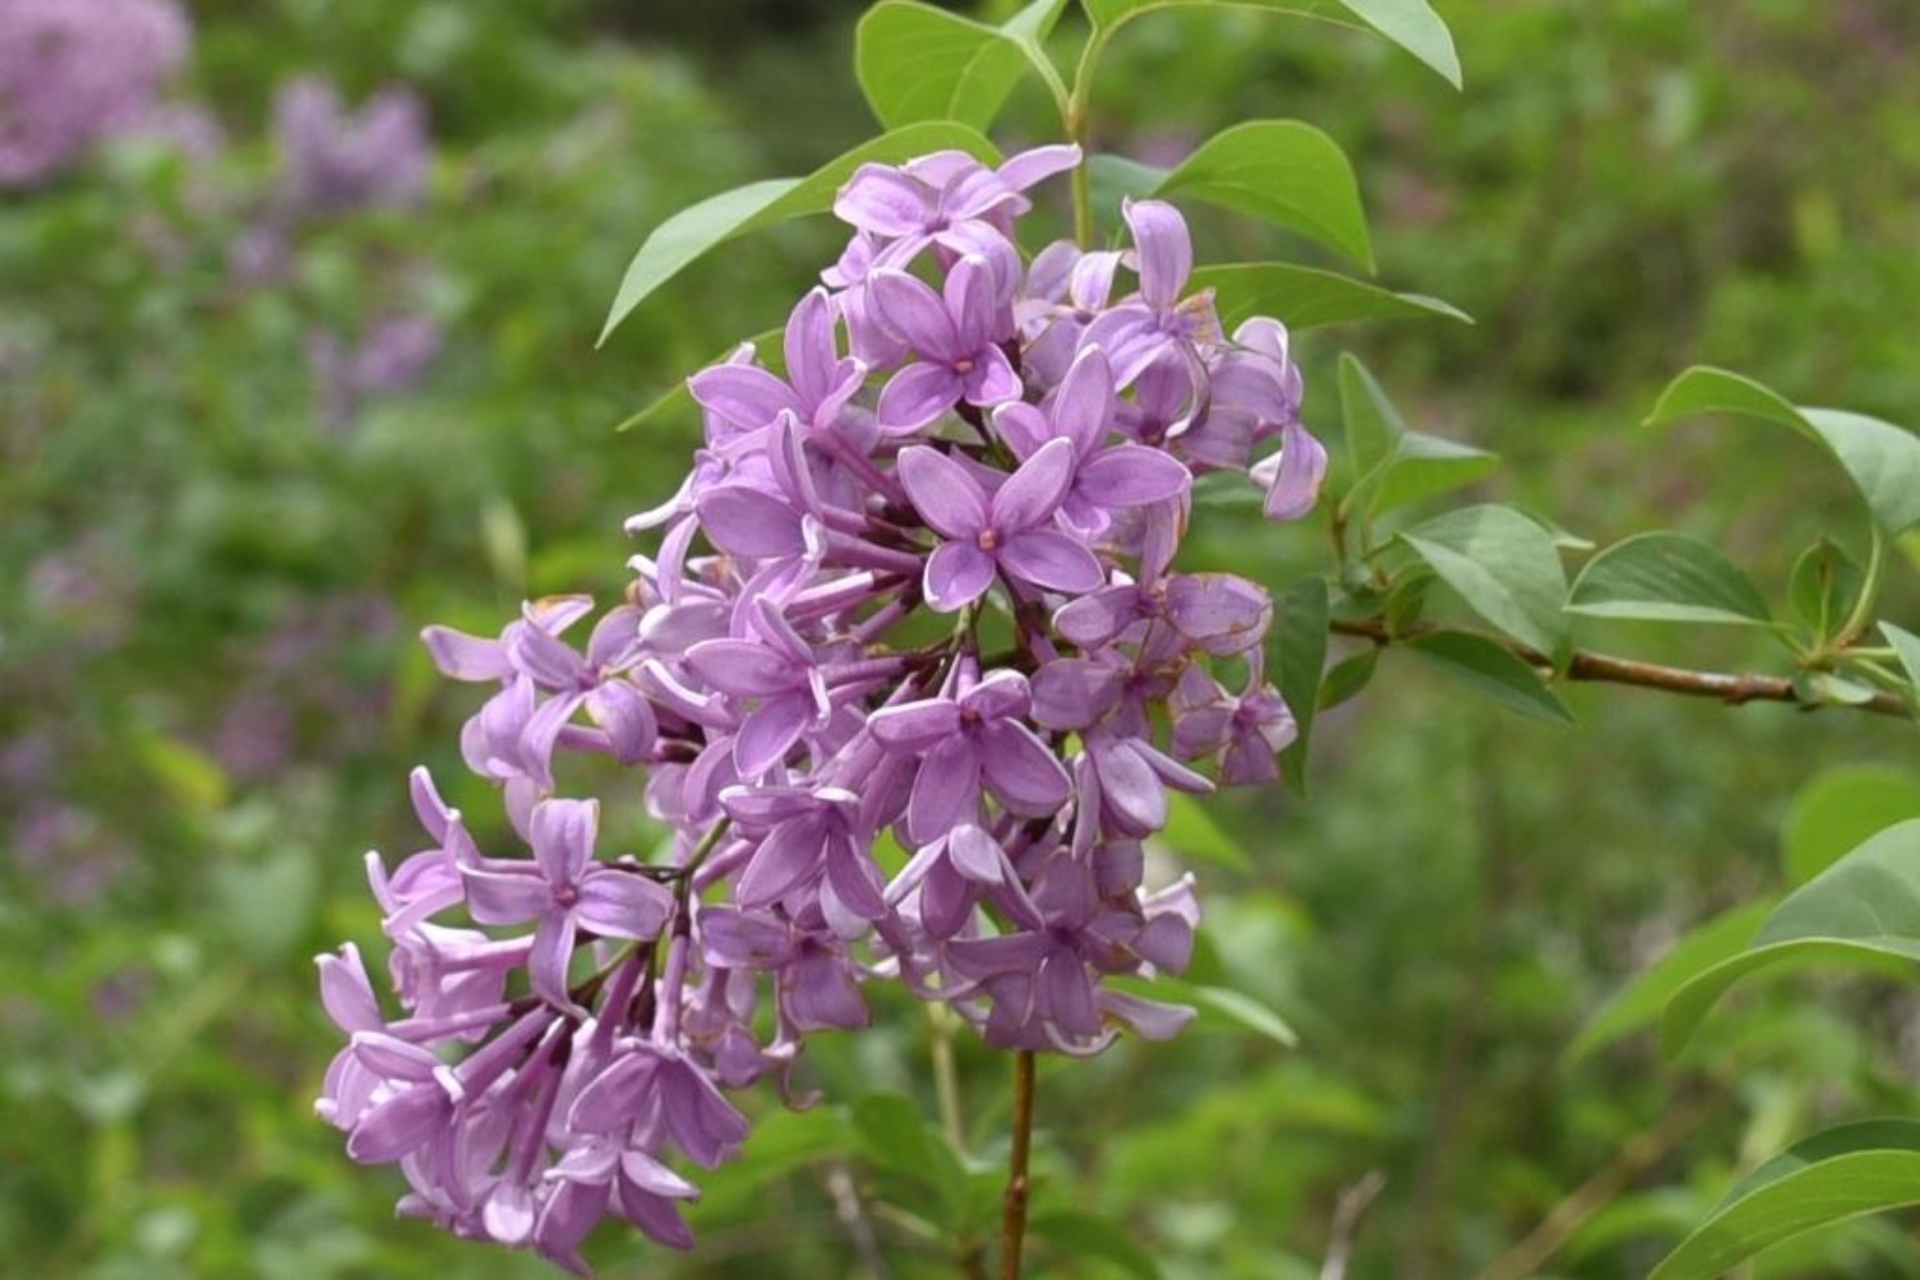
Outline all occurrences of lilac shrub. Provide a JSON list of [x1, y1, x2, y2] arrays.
[[317, 145, 1326, 1270]]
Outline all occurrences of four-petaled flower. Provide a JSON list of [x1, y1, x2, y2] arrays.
[[459, 799, 673, 1012], [897, 436, 1104, 612]]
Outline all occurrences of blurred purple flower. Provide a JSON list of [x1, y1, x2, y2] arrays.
[[274, 76, 429, 218], [0, 0, 191, 187]]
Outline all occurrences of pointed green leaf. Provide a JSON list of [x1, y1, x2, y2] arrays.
[[1193, 263, 1470, 332], [1080, 0, 1461, 88], [600, 123, 1000, 343], [1334, 0, 1462, 88], [1784, 768, 1920, 885], [1651, 1120, 1920, 1280], [1564, 898, 1777, 1065], [1114, 975, 1300, 1047], [1318, 647, 1379, 709], [1788, 538, 1866, 641], [1663, 820, 1920, 1054], [1156, 120, 1374, 270], [1274, 576, 1330, 794], [855, 0, 1066, 132], [1405, 630, 1572, 723], [1089, 153, 1168, 212], [1337, 354, 1497, 517], [1163, 792, 1251, 870], [1883, 622, 1920, 704], [1337, 352, 1404, 479], [1398, 505, 1571, 657], [1566, 532, 1772, 627], [1647, 367, 1920, 536]]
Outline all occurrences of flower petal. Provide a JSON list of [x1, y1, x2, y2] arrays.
[[978, 720, 1071, 814], [696, 485, 804, 559], [532, 798, 597, 887], [868, 268, 959, 360], [833, 165, 933, 237], [687, 363, 800, 432], [876, 361, 963, 435], [1123, 198, 1193, 311], [867, 697, 963, 753], [1076, 446, 1191, 508], [992, 436, 1077, 532], [923, 541, 997, 613], [996, 529, 1105, 596], [576, 868, 674, 940], [897, 445, 989, 539], [906, 735, 982, 844]]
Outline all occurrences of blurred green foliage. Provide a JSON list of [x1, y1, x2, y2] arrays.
[[3, 1, 1918, 1277]]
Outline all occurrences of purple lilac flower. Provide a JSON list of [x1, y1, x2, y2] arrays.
[[0, 0, 191, 188], [275, 76, 429, 217], [318, 142, 1327, 1269]]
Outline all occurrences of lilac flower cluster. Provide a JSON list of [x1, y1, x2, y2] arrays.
[[0, 0, 191, 187], [318, 145, 1326, 1270]]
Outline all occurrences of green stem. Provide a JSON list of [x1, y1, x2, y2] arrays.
[[1833, 527, 1886, 650], [1066, 24, 1113, 248]]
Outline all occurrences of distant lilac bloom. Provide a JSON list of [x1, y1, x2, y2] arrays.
[[897, 438, 1104, 611], [275, 76, 429, 217], [460, 798, 673, 1011], [0, 0, 191, 187], [867, 255, 1020, 432]]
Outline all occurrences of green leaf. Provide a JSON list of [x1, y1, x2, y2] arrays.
[[1334, 0, 1463, 88], [1029, 1211, 1162, 1279], [1155, 121, 1374, 270], [600, 123, 1000, 343], [213, 850, 319, 964], [853, 1093, 968, 1218], [1663, 820, 1920, 1054], [1398, 505, 1571, 658], [855, 0, 1067, 133], [1783, 767, 1920, 885], [1405, 630, 1573, 723], [1881, 621, 1920, 701], [1337, 354, 1497, 517], [1317, 648, 1378, 709], [134, 732, 229, 812], [1274, 576, 1330, 794], [1080, 0, 1462, 89], [1116, 975, 1300, 1047], [1647, 367, 1920, 536], [1651, 1120, 1920, 1280], [1194, 263, 1470, 333], [1089, 153, 1168, 211], [1564, 898, 1777, 1065], [1566, 532, 1773, 627], [1788, 537, 1866, 641], [1163, 792, 1251, 870]]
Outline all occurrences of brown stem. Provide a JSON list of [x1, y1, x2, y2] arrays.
[[999, 1051, 1037, 1280], [1331, 618, 1912, 718]]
